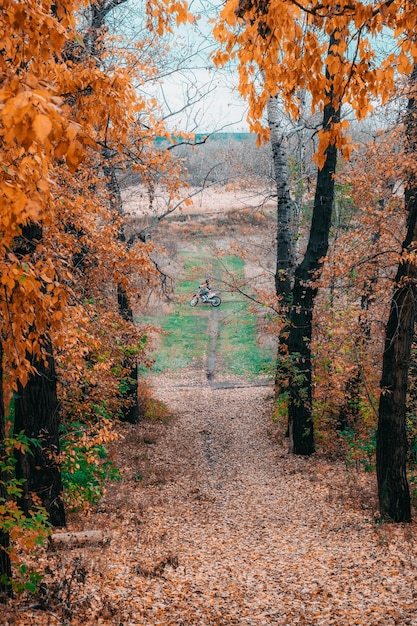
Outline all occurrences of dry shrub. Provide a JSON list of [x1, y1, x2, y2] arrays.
[[138, 381, 173, 423]]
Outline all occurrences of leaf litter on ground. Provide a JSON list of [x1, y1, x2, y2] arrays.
[[3, 367, 417, 625]]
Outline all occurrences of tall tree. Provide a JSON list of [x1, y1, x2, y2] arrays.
[[375, 68, 417, 523], [213, 0, 403, 455], [214, 7, 349, 453], [286, 39, 341, 454]]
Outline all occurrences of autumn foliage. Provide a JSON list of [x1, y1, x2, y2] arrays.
[[213, 0, 417, 519], [0, 0, 192, 590], [4, 0, 417, 606]]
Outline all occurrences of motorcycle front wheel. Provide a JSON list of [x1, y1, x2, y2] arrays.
[[210, 296, 221, 307], [190, 296, 199, 307]]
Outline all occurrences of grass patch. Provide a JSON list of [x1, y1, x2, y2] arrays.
[[150, 308, 210, 371], [219, 302, 273, 377], [146, 251, 274, 378], [220, 254, 245, 275]]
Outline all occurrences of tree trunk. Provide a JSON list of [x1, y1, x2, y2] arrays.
[[376, 265, 413, 521], [375, 69, 417, 522], [117, 283, 140, 423], [14, 341, 66, 527], [11, 223, 65, 526], [287, 130, 338, 453], [287, 34, 341, 455], [0, 342, 12, 598], [266, 97, 296, 403], [103, 150, 140, 423], [267, 96, 295, 302]]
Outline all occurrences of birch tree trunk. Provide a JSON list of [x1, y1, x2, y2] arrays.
[[266, 96, 295, 303], [266, 96, 296, 410]]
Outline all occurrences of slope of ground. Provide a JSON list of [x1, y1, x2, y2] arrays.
[[4, 368, 417, 624]]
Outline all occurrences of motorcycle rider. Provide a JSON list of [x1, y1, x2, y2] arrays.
[[190, 278, 220, 307], [199, 278, 211, 301]]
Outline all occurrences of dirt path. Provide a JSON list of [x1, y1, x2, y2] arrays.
[[79, 369, 416, 626], [206, 307, 220, 381], [8, 373, 417, 625], [59, 189, 415, 624]]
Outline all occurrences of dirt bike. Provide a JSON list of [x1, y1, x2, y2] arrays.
[[190, 288, 221, 307]]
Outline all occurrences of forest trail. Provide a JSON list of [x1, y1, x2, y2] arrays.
[[9, 372, 417, 624], [89, 370, 417, 625]]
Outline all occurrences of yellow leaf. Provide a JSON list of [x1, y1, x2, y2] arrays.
[[37, 179, 49, 193], [397, 52, 412, 75], [66, 122, 80, 142]]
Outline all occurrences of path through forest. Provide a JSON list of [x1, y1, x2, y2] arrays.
[[83, 312, 417, 626], [8, 313, 417, 625], [111, 377, 416, 625]]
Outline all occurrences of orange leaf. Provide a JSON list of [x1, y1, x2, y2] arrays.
[[33, 114, 52, 143]]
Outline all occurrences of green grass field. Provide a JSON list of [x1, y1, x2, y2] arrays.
[[144, 252, 274, 379]]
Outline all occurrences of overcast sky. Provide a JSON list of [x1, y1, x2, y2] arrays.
[[157, 67, 250, 133], [107, 0, 250, 133], [155, 6, 250, 133]]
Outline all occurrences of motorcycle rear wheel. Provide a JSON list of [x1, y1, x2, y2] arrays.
[[210, 296, 221, 307], [190, 296, 199, 307]]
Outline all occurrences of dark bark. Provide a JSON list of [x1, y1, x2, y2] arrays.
[[117, 283, 140, 424], [12, 223, 65, 526], [375, 70, 417, 522], [286, 34, 341, 455], [337, 371, 361, 434], [102, 147, 141, 423], [376, 263, 413, 521], [14, 341, 65, 527], [85, 0, 128, 57], [0, 342, 12, 598]]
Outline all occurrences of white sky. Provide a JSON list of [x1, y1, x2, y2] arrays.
[[154, 15, 250, 133], [108, 0, 250, 133], [156, 68, 250, 133]]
